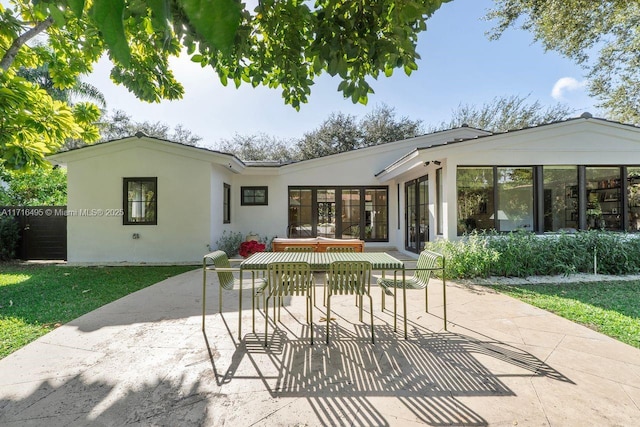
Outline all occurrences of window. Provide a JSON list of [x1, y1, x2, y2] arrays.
[[288, 186, 388, 241], [497, 167, 534, 231], [458, 165, 640, 234], [457, 167, 494, 235], [543, 166, 578, 231], [123, 178, 157, 225], [241, 186, 268, 205], [628, 167, 640, 231], [586, 167, 622, 230], [223, 183, 231, 224]]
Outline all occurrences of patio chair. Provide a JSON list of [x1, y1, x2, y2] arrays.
[[325, 246, 356, 252], [323, 246, 356, 306], [377, 250, 447, 333], [325, 261, 374, 344], [202, 250, 268, 331], [264, 262, 315, 345], [283, 246, 315, 252]]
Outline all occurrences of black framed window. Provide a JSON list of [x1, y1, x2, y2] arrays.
[[458, 165, 640, 233], [223, 183, 231, 224], [241, 186, 268, 206], [123, 178, 157, 225], [288, 186, 388, 241]]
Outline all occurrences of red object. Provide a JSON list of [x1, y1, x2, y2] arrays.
[[239, 240, 266, 257]]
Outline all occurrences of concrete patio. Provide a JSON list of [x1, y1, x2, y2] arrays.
[[1, 263, 639, 426]]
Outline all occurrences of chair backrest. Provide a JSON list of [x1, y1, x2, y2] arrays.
[[267, 262, 313, 296], [284, 246, 315, 252], [325, 246, 356, 252], [414, 250, 442, 284], [207, 250, 236, 290], [327, 261, 371, 296]]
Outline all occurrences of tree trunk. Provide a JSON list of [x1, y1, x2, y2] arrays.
[[0, 17, 53, 71]]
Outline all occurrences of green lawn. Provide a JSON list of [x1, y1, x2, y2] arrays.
[[491, 280, 640, 349], [0, 264, 196, 359]]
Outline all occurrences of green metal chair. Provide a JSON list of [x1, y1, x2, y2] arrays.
[[202, 250, 268, 332], [325, 246, 357, 305], [325, 246, 356, 252], [264, 262, 315, 345], [283, 246, 315, 252], [325, 261, 374, 344], [377, 250, 447, 335]]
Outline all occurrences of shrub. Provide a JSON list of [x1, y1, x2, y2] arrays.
[[427, 231, 499, 278], [214, 230, 243, 257], [0, 216, 20, 260], [427, 230, 640, 279]]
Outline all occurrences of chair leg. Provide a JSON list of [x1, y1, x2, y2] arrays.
[[308, 294, 314, 345], [326, 295, 331, 344], [393, 287, 397, 332], [264, 295, 270, 347], [368, 294, 375, 344], [202, 267, 207, 331], [425, 286, 429, 313]]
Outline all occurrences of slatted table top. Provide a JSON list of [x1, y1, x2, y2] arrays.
[[240, 252, 404, 271]]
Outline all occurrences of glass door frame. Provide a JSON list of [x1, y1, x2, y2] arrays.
[[405, 175, 429, 253]]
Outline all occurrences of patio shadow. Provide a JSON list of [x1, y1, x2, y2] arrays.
[[204, 321, 573, 426]]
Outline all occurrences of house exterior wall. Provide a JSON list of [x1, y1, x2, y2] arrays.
[[51, 117, 640, 263], [417, 120, 640, 240], [227, 127, 487, 250], [64, 142, 213, 263]]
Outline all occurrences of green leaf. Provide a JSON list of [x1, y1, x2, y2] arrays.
[[147, 0, 170, 34], [180, 0, 242, 54], [90, 0, 130, 66], [68, 0, 85, 18], [48, 5, 66, 26]]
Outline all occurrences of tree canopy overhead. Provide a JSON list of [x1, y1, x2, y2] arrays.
[[487, 0, 640, 124], [1, 0, 452, 169]]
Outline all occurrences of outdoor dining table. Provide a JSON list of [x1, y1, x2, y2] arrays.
[[238, 251, 406, 340]]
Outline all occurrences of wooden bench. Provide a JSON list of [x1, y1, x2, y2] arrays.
[[272, 237, 365, 252]]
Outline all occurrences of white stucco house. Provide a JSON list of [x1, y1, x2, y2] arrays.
[[48, 114, 640, 264]]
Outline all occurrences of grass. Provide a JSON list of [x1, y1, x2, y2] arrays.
[[0, 264, 196, 359], [491, 280, 640, 349]]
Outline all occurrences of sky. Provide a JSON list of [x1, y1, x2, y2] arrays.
[[84, 0, 598, 149]]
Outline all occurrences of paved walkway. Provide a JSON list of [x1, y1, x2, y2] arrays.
[[1, 266, 639, 426]]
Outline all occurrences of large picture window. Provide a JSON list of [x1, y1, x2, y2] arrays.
[[288, 186, 388, 241], [458, 165, 640, 234], [497, 167, 534, 232], [543, 166, 578, 232], [123, 178, 157, 225], [457, 167, 494, 235]]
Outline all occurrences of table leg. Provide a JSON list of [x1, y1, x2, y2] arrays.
[[238, 270, 243, 341], [403, 269, 408, 340], [251, 270, 256, 333]]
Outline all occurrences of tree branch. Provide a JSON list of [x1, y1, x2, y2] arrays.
[[0, 17, 54, 71]]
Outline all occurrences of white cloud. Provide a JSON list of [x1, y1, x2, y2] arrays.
[[551, 77, 587, 100]]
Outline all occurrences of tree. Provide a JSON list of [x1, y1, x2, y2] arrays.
[[296, 104, 423, 160], [0, 165, 67, 205], [360, 104, 424, 145], [430, 95, 574, 133], [97, 110, 202, 146], [1, 0, 451, 169], [216, 134, 296, 162], [296, 112, 362, 160], [487, 0, 640, 124], [17, 63, 106, 108]]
